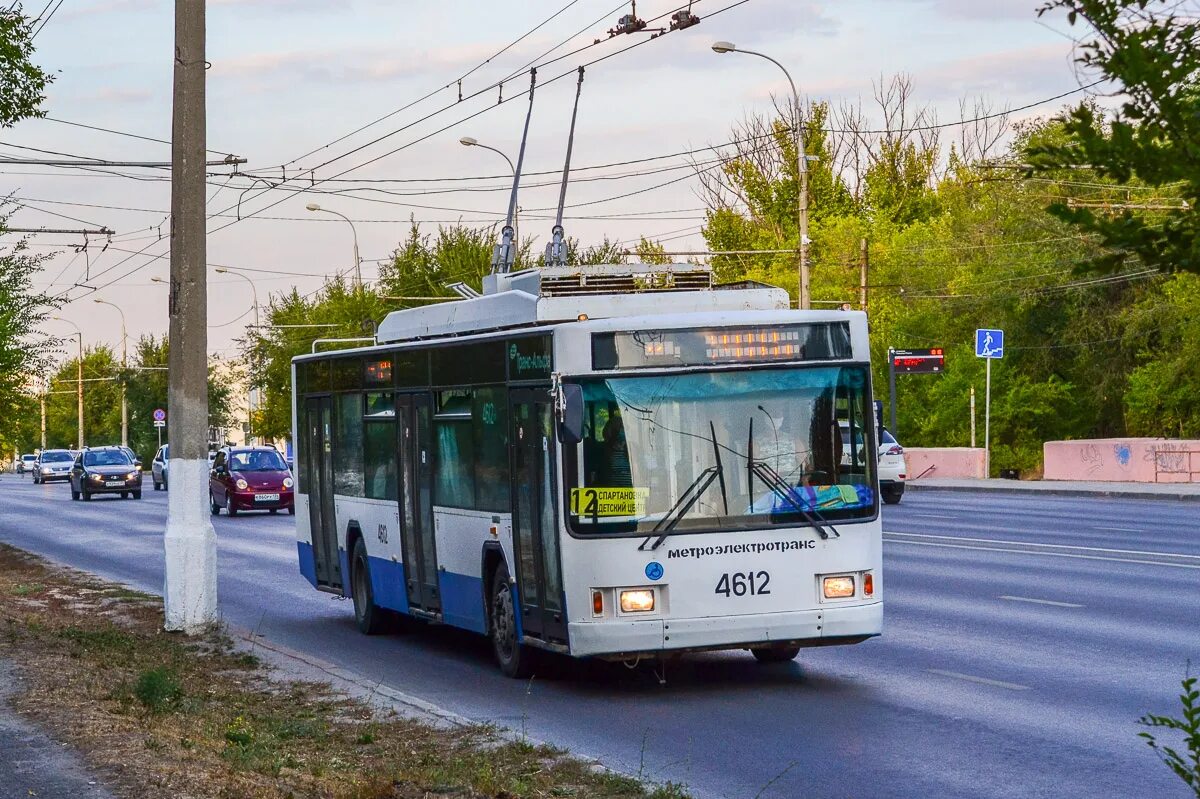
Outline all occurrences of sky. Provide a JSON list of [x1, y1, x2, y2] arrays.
[[2, 0, 1095, 362]]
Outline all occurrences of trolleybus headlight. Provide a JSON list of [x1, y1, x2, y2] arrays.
[[592, 590, 604, 616], [235, 478, 249, 491], [283, 477, 294, 489], [863, 572, 874, 597], [619, 589, 655, 613], [822, 575, 855, 599]]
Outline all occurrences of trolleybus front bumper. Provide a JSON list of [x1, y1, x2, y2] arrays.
[[567, 601, 882, 659]]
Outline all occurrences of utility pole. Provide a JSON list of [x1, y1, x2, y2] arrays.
[[164, 0, 217, 634], [39, 383, 46, 451], [94, 300, 128, 447], [53, 317, 85, 449], [859, 238, 868, 312]]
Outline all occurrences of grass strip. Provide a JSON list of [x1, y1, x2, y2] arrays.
[[0, 544, 688, 799]]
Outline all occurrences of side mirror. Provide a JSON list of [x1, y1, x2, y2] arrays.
[[557, 383, 584, 445]]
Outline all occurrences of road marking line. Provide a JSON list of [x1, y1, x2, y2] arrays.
[[884, 531, 1200, 560], [999, 595, 1084, 608], [1093, 526, 1143, 533], [927, 669, 1030, 691], [884, 537, 1200, 570]]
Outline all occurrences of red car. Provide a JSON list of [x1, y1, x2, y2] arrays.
[[209, 446, 295, 516]]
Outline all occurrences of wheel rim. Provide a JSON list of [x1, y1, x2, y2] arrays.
[[493, 583, 517, 661], [353, 557, 369, 620]]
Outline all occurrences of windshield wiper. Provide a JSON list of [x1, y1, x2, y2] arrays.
[[746, 420, 838, 540], [639, 421, 727, 551]]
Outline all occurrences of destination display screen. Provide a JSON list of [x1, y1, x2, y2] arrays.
[[592, 322, 853, 370], [890, 348, 944, 374]]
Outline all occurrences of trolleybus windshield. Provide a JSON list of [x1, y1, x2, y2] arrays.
[[566, 365, 876, 535]]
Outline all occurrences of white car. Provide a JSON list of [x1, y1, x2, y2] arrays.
[[878, 428, 905, 504], [152, 444, 169, 490], [32, 449, 74, 483]]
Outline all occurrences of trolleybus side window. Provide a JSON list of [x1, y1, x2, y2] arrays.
[[434, 390, 475, 508], [473, 386, 510, 511], [333, 393, 364, 497], [364, 392, 397, 501]]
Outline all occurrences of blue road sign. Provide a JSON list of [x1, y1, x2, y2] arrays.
[[975, 329, 1004, 359]]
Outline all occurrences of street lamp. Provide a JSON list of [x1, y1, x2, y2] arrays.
[[712, 40, 812, 310], [459, 136, 518, 245], [214, 267, 259, 445], [305, 202, 362, 287], [52, 316, 85, 449], [93, 299, 129, 447]]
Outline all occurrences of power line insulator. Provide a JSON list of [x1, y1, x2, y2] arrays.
[[670, 10, 700, 30]]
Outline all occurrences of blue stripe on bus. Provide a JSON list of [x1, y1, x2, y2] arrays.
[[439, 571, 487, 634], [297, 541, 317, 587], [338, 549, 351, 598], [368, 556, 409, 614]]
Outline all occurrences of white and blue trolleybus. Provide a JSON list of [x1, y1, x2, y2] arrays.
[[292, 263, 882, 676]]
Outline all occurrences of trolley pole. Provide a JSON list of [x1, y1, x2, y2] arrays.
[[164, 0, 217, 634]]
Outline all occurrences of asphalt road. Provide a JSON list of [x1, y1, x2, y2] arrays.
[[1, 473, 1196, 799]]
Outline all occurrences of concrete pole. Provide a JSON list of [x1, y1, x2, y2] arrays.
[[164, 0, 217, 634]]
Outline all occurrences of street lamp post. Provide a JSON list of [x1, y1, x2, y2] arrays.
[[712, 41, 811, 310], [52, 317, 85, 449], [304, 203, 362, 287], [215, 267, 259, 445], [93, 299, 129, 447], [459, 136, 519, 246]]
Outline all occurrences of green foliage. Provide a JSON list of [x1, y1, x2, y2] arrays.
[[134, 667, 183, 714], [1139, 672, 1200, 797], [700, 83, 1186, 474], [1027, 0, 1200, 274], [0, 218, 59, 453], [0, 4, 54, 128]]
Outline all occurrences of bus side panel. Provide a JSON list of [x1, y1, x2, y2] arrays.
[[335, 496, 408, 612], [432, 507, 512, 634]]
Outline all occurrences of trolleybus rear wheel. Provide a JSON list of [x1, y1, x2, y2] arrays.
[[351, 538, 384, 635]]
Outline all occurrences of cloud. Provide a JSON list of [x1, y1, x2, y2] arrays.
[[913, 0, 1042, 21], [95, 86, 153, 104], [58, 0, 155, 21], [914, 42, 1078, 100]]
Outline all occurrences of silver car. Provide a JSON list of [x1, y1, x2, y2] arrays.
[[33, 449, 75, 484], [152, 444, 169, 490]]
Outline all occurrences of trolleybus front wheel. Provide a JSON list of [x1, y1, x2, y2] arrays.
[[490, 564, 534, 678], [751, 644, 801, 663]]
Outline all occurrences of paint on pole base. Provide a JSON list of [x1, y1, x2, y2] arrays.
[[163, 458, 218, 633]]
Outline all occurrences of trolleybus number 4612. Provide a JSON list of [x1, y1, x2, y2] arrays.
[[715, 571, 772, 597]]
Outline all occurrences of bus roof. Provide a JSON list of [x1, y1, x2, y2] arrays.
[[375, 263, 791, 344]]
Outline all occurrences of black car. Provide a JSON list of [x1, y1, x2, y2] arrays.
[[32, 449, 74, 483], [70, 447, 143, 501]]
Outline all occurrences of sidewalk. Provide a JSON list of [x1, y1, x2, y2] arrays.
[[907, 477, 1200, 501], [0, 662, 115, 799]]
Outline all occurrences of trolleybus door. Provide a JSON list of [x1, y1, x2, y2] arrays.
[[397, 393, 440, 613], [510, 388, 566, 643], [304, 396, 342, 590]]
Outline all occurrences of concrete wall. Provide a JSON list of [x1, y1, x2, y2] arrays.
[[1044, 438, 1200, 483], [905, 448, 987, 480]]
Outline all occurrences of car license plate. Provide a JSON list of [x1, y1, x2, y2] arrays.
[[105, 481, 123, 487], [255, 493, 280, 502]]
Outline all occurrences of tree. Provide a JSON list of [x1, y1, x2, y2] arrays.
[[1027, 0, 1200, 274], [0, 4, 54, 127], [0, 214, 59, 436], [43, 345, 123, 450], [123, 335, 235, 463]]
